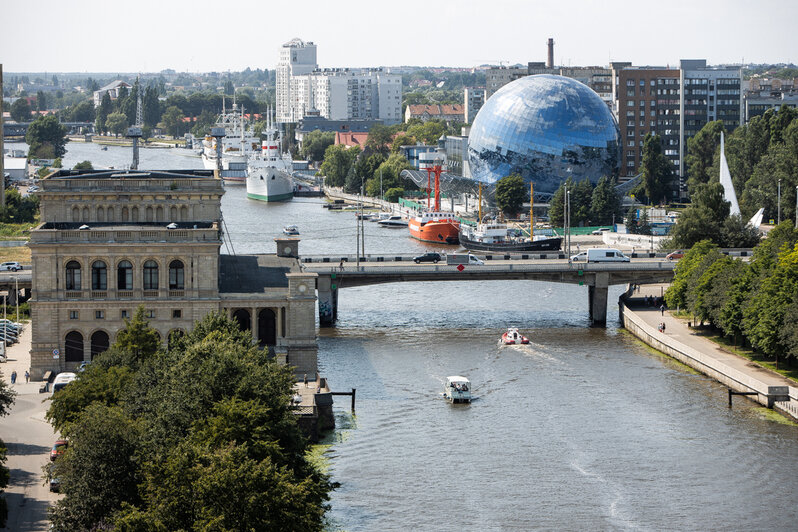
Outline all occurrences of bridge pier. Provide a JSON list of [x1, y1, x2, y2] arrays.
[[588, 272, 609, 327], [317, 275, 338, 327]]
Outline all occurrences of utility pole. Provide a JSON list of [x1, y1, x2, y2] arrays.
[[0, 63, 5, 209]]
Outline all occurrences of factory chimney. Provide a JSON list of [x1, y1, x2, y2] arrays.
[[547, 38, 554, 68]]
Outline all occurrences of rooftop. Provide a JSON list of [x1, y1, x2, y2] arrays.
[[219, 254, 302, 293]]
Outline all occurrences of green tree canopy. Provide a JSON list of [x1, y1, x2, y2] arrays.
[[590, 176, 622, 226], [685, 120, 725, 193], [105, 112, 128, 137], [96, 91, 112, 134], [320, 144, 360, 188], [25, 114, 67, 158], [668, 182, 730, 248], [159, 105, 186, 138], [639, 133, 674, 204], [364, 124, 393, 154], [300, 130, 335, 163], [73, 160, 93, 170], [495, 174, 527, 218], [10, 98, 31, 122]]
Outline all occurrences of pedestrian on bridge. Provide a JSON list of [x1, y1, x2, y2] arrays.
[[25, 370, 30, 383], [10, 370, 16, 384], [660, 304, 665, 316]]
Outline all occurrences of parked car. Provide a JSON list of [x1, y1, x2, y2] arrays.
[[413, 252, 443, 264], [0, 261, 22, 271], [50, 439, 68, 461], [666, 250, 684, 261], [591, 228, 611, 235]]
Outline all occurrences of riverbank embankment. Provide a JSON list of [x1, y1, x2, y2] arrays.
[[621, 284, 798, 421]]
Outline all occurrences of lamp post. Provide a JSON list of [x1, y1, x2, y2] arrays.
[[777, 178, 781, 224]]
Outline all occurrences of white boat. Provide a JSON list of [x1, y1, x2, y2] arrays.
[[444, 376, 471, 404], [283, 225, 300, 235], [501, 327, 529, 345], [370, 212, 390, 222], [246, 109, 294, 202], [377, 215, 408, 227], [201, 97, 259, 183]]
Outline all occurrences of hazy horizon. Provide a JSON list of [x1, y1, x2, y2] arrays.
[[2, 0, 796, 73]]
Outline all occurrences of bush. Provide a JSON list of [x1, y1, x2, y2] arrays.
[[385, 187, 404, 203]]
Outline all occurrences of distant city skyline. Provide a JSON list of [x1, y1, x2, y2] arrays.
[[2, 0, 797, 73]]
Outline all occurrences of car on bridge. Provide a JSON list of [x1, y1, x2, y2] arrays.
[[666, 250, 684, 261], [0, 261, 22, 271], [413, 252, 443, 264]]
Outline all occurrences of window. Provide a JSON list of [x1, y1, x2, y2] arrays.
[[169, 260, 184, 290], [121, 310, 129, 319], [95, 310, 104, 319], [146, 309, 156, 319], [66, 261, 81, 290], [117, 260, 133, 290], [172, 309, 182, 319], [143, 260, 159, 290], [91, 261, 107, 290], [69, 310, 79, 320]]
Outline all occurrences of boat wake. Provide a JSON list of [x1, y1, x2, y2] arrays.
[[501, 343, 563, 364]]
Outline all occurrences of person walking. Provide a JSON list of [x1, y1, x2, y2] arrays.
[[660, 304, 665, 316], [10, 370, 16, 384], [25, 370, 30, 383]]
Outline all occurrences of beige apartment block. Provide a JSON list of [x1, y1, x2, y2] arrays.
[[28, 169, 318, 380]]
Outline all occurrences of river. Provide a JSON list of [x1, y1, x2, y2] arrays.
[[15, 141, 798, 529]]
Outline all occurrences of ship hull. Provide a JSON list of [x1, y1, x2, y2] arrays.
[[408, 220, 460, 244], [246, 167, 294, 202], [459, 234, 562, 252]]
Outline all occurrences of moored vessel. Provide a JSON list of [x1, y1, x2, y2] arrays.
[[407, 164, 460, 244], [246, 110, 294, 202], [201, 96, 259, 183], [459, 222, 561, 252]]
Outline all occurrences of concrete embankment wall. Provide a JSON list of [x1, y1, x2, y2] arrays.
[[620, 299, 798, 420]]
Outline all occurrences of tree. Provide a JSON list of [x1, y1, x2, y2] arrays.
[[319, 144, 360, 188], [73, 161, 93, 170], [548, 179, 570, 228], [36, 91, 47, 112], [495, 174, 527, 218], [625, 205, 638, 234], [300, 130, 335, 163], [391, 133, 416, 153], [639, 133, 673, 205], [590, 176, 622, 226], [685, 120, 725, 193], [0, 376, 14, 417], [96, 92, 112, 134], [9, 98, 31, 122], [384, 187, 404, 203], [105, 112, 128, 137], [0, 438, 8, 527], [637, 209, 651, 235], [142, 86, 161, 129], [668, 182, 730, 248], [65, 100, 95, 123], [224, 80, 235, 96], [665, 240, 719, 310], [720, 214, 761, 248], [25, 114, 67, 158], [159, 106, 186, 138], [571, 178, 593, 225], [365, 124, 393, 154]]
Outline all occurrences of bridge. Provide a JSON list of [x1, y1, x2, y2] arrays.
[[302, 256, 675, 327], [0, 271, 32, 305]]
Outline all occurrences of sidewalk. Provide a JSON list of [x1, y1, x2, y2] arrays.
[[625, 284, 798, 417], [0, 322, 59, 531]]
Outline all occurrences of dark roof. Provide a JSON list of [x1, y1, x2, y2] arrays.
[[219, 254, 299, 293], [46, 169, 215, 180]]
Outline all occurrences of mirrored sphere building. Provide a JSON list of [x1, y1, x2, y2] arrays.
[[467, 74, 619, 195]]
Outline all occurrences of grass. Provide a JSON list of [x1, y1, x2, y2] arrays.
[[0, 222, 36, 240], [0, 246, 31, 264], [701, 332, 798, 384]]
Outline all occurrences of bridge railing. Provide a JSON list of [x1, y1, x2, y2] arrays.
[[305, 261, 676, 274]]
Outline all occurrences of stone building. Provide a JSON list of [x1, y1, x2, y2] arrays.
[[28, 168, 318, 380]]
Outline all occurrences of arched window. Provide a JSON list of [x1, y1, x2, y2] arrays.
[[143, 260, 159, 290], [156, 206, 164, 222], [232, 309, 251, 332], [72, 206, 80, 222], [146, 206, 153, 222], [122, 206, 129, 222], [117, 260, 133, 290], [90, 331, 110, 359], [132, 206, 139, 222], [91, 260, 107, 290], [82, 206, 89, 221], [169, 260, 184, 290], [170, 206, 178, 221], [65, 261, 81, 290], [65, 331, 84, 362], [107, 206, 114, 222], [180, 206, 188, 221], [97, 206, 105, 222]]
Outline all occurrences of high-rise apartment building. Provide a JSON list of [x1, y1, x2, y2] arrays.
[[276, 38, 318, 123], [464, 87, 486, 123], [485, 63, 613, 108]]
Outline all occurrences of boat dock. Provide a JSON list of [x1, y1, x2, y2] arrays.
[[292, 375, 335, 441]]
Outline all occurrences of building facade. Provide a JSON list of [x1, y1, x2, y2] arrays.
[[464, 87, 485, 124], [485, 64, 612, 108], [276, 38, 318, 123], [28, 169, 319, 380], [404, 104, 464, 123], [93, 80, 132, 108], [742, 77, 798, 122]]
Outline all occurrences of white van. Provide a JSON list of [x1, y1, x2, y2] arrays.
[[571, 248, 630, 263], [52, 372, 78, 393]]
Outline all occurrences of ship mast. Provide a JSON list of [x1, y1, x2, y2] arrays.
[[530, 182, 534, 239]]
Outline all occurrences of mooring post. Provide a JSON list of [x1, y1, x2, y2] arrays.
[[351, 388, 356, 413]]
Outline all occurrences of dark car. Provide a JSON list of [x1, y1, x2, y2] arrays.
[[413, 252, 442, 264], [50, 439, 68, 461]]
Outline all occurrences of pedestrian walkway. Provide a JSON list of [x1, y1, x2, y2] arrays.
[[0, 322, 59, 531], [625, 283, 798, 419]]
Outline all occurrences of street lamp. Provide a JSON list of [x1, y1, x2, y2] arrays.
[[777, 178, 781, 224]]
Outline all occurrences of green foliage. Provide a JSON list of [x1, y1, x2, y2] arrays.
[[391, 133, 416, 153], [9, 98, 31, 122], [159, 105, 186, 138], [668, 182, 730, 248], [62, 100, 95, 123], [640, 133, 674, 204], [686, 120, 725, 193], [625, 205, 638, 234], [0, 187, 39, 223], [189, 109, 216, 138], [590, 176, 622, 226], [320, 144, 360, 188], [96, 92, 112, 134], [405, 120, 446, 145], [25, 114, 68, 158], [0, 438, 8, 527], [665, 240, 719, 310], [495, 174, 527, 217], [73, 160, 93, 170], [548, 178, 592, 226], [0, 376, 15, 417], [52, 157, 62, 168], [637, 209, 651, 235], [47, 311, 332, 531], [384, 187, 404, 203], [364, 124, 393, 154], [548, 180, 567, 227], [300, 130, 335, 163], [105, 112, 128, 137]]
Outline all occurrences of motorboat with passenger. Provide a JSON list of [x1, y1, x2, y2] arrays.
[[444, 376, 472, 403], [283, 225, 300, 235], [501, 327, 529, 345]]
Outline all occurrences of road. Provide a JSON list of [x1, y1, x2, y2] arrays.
[[0, 324, 58, 532]]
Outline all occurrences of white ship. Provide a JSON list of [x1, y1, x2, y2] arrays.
[[246, 110, 294, 202], [201, 97, 259, 183]]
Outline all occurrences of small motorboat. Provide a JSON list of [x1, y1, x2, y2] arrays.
[[100, 145, 108, 151], [444, 376, 471, 404], [501, 327, 529, 345], [283, 225, 300, 235], [377, 215, 408, 227]]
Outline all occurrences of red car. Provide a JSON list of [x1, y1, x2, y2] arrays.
[[666, 250, 684, 261], [50, 439, 68, 461]]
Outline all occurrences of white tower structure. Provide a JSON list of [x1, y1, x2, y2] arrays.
[[276, 38, 317, 123]]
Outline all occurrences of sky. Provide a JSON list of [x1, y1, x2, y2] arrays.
[[2, 0, 797, 73]]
